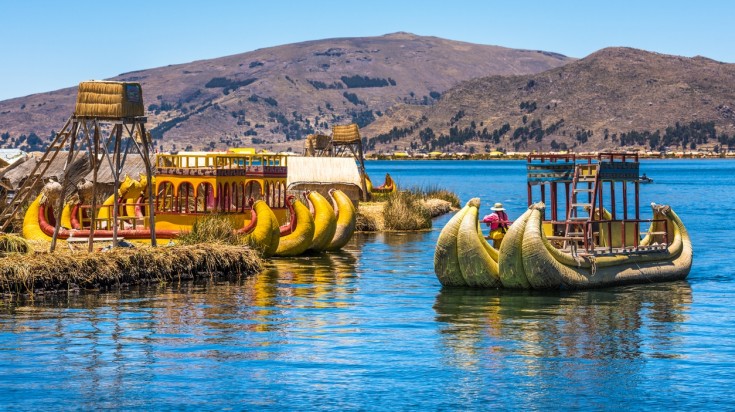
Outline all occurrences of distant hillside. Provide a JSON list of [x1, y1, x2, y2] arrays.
[[0, 32, 571, 153], [364, 47, 735, 153]]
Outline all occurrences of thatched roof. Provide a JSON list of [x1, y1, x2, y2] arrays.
[[1, 151, 150, 189]]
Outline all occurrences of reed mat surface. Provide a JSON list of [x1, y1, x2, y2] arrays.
[[0, 243, 262, 297]]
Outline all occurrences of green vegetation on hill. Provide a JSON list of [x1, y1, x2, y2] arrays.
[[343, 92, 365, 106], [308, 80, 344, 90], [341, 75, 396, 88], [205, 77, 257, 94]]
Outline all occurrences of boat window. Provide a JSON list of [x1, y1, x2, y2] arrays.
[[233, 182, 245, 211], [196, 182, 214, 213], [222, 183, 231, 212], [245, 181, 262, 203], [156, 181, 174, 212], [267, 182, 276, 208]]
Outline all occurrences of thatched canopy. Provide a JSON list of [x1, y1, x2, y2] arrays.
[[331, 123, 361, 144], [1, 151, 150, 190]]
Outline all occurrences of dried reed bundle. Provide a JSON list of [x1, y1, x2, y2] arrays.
[[63, 154, 91, 199], [355, 202, 383, 231], [175, 214, 246, 245], [331, 123, 361, 143], [0, 234, 30, 257], [74, 81, 144, 118], [423, 198, 453, 218], [383, 191, 431, 231]]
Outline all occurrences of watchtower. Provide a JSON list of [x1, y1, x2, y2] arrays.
[[330, 124, 369, 200], [0, 81, 157, 251]]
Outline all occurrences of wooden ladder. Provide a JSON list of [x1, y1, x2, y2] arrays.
[[0, 117, 74, 232], [563, 163, 600, 253]]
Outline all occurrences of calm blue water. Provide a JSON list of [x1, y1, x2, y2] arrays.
[[1, 159, 734, 410]]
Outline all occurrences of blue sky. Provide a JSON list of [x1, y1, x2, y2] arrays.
[[0, 0, 733, 101]]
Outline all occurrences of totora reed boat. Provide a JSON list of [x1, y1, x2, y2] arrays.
[[22, 150, 356, 257], [434, 152, 692, 289]]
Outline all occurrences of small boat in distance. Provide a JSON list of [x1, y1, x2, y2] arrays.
[[639, 173, 654, 183]]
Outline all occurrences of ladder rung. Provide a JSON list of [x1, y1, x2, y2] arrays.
[[567, 231, 584, 235], [572, 203, 592, 207], [569, 217, 588, 220], [574, 188, 594, 192], [645, 231, 667, 235]]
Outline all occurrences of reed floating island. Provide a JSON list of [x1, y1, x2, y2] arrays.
[[434, 152, 692, 290], [0, 241, 262, 297]]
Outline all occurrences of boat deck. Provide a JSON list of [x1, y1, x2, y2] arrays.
[[547, 240, 669, 257]]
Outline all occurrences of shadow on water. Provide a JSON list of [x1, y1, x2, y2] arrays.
[[433, 281, 693, 361]]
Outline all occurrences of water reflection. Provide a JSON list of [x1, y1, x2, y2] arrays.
[[0, 250, 363, 409], [433, 281, 693, 363], [254, 251, 359, 308]]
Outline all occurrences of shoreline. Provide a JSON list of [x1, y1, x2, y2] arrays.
[[365, 154, 733, 161]]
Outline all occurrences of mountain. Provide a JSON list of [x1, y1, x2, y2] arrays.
[[363, 47, 735, 153], [0, 32, 571, 153]]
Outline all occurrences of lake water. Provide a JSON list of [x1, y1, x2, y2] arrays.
[[1, 159, 734, 410]]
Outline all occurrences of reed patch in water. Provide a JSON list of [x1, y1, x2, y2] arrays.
[[383, 191, 432, 231]]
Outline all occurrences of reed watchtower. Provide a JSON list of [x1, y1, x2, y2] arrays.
[[0, 81, 157, 250]]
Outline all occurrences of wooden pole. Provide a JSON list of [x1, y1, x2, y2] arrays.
[[50, 121, 79, 253], [88, 121, 102, 252], [112, 124, 122, 247]]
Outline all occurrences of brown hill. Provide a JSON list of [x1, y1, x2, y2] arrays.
[[364, 47, 735, 153], [0, 32, 571, 153]]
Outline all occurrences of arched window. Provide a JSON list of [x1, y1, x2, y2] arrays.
[[222, 182, 231, 212], [245, 181, 263, 203], [178, 182, 195, 213], [196, 182, 214, 213], [233, 182, 244, 212], [156, 181, 174, 212], [267, 182, 276, 207], [279, 182, 286, 208]]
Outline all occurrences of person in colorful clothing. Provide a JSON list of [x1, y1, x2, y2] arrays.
[[482, 202, 512, 248]]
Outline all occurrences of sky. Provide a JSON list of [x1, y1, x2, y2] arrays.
[[1, 0, 733, 101]]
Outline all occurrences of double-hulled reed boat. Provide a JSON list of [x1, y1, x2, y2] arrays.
[[435, 152, 692, 289]]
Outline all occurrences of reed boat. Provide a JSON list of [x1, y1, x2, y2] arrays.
[[22, 151, 356, 257], [364, 172, 397, 194], [434, 153, 692, 289]]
